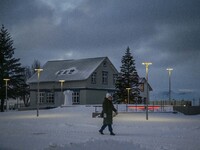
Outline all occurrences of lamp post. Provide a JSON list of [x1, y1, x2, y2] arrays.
[[59, 80, 65, 92], [126, 88, 131, 104], [166, 68, 173, 104], [126, 88, 131, 112], [59, 80, 65, 106], [3, 79, 10, 111], [142, 62, 152, 120], [35, 68, 43, 117]]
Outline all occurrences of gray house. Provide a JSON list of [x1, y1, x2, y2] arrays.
[[27, 57, 119, 107]]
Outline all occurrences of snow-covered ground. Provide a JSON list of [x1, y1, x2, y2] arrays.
[[0, 105, 200, 150]]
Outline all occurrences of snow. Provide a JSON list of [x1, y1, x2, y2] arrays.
[[0, 105, 200, 150]]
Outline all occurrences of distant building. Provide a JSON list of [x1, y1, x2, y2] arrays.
[[27, 57, 152, 108], [138, 77, 153, 103]]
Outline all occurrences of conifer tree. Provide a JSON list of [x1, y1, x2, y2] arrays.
[[115, 47, 140, 103], [0, 25, 25, 111]]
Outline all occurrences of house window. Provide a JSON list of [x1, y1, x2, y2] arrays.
[[72, 92, 80, 104], [46, 93, 54, 104], [39, 92, 45, 104], [91, 72, 97, 84], [139, 83, 144, 92], [102, 71, 108, 85], [113, 74, 118, 85]]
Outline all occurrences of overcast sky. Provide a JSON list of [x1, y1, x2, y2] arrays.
[[1, 0, 200, 98]]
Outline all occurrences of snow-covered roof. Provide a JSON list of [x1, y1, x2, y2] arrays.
[[27, 57, 111, 83]]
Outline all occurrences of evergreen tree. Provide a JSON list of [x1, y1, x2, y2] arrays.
[[0, 25, 25, 112], [115, 47, 140, 103]]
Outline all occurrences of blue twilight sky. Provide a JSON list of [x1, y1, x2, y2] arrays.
[[0, 0, 200, 99]]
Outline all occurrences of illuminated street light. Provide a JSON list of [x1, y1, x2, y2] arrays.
[[3, 78, 10, 111], [142, 62, 152, 120], [126, 88, 131, 112], [35, 68, 43, 117], [126, 88, 131, 104], [166, 68, 173, 103], [59, 80, 65, 106], [59, 80, 65, 92]]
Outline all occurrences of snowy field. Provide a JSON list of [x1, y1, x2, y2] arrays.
[[0, 105, 200, 150]]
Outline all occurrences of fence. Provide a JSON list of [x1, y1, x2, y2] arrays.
[[93, 103, 175, 113]]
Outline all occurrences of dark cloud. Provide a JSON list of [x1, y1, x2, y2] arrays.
[[0, 0, 200, 97]]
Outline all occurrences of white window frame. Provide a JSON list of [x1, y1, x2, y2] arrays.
[[113, 74, 118, 85], [46, 93, 54, 104], [72, 92, 80, 104], [102, 71, 108, 85], [39, 92, 45, 104], [91, 72, 97, 84]]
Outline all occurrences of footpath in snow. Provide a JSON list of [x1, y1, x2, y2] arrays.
[[0, 105, 200, 150]]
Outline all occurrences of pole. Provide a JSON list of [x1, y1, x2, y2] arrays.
[[128, 90, 130, 104], [126, 88, 131, 104], [37, 76, 39, 116], [142, 62, 152, 120], [59, 80, 65, 105], [146, 66, 149, 120], [59, 80, 65, 93], [6, 80, 8, 111], [126, 88, 131, 112], [35, 69, 43, 117], [4, 79, 10, 111], [167, 68, 173, 105]]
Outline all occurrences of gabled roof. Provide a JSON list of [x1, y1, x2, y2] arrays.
[[139, 77, 153, 91], [28, 57, 115, 83]]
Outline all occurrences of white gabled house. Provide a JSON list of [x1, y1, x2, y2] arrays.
[[27, 57, 153, 108], [27, 57, 119, 107]]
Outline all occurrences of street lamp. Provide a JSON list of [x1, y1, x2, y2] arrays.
[[126, 88, 131, 104], [3, 79, 10, 111], [59, 80, 65, 106], [166, 68, 173, 104], [126, 88, 131, 112], [35, 68, 43, 117], [142, 62, 152, 120], [59, 80, 65, 92]]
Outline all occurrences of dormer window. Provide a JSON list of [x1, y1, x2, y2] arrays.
[[68, 69, 75, 74], [55, 67, 78, 76]]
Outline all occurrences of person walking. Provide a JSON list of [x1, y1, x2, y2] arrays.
[[99, 93, 118, 136]]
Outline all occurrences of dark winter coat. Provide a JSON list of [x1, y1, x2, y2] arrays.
[[102, 98, 117, 125]]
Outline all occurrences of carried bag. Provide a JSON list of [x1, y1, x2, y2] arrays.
[[100, 111, 107, 118], [100, 111, 104, 118]]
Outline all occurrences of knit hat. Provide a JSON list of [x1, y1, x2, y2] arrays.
[[106, 93, 112, 98]]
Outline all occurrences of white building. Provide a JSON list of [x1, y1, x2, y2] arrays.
[[27, 57, 118, 107], [27, 57, 152, 108]]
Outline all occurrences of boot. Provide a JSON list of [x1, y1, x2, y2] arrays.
[[99, 130, 104, 135], [110, 132, 115, 136]]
